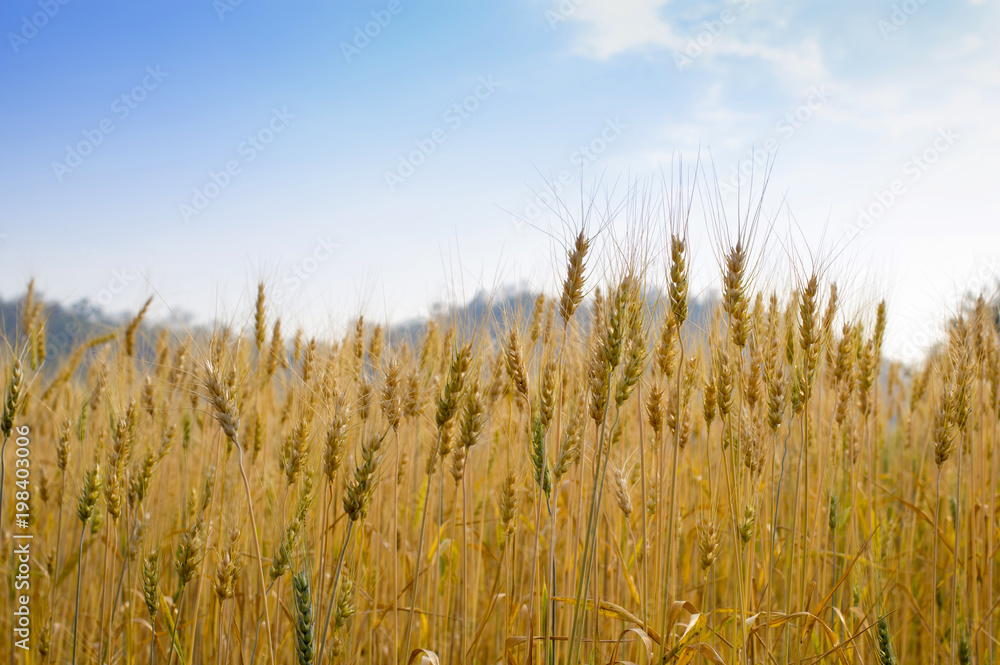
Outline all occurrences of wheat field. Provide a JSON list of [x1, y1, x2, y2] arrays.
[[1, 200, 998, 665]]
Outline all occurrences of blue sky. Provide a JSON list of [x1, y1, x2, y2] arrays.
[[1, 0, 998, 360]]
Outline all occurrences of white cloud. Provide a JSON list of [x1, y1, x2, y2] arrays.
[[560, 0, 827, 88], [710, 34, 826, 82], [566, 0, 680, 58]]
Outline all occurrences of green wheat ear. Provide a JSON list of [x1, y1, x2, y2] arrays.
[[875, 617, 896, 665], [293, 570, 315, 665], [957, 627, 970, 665]]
